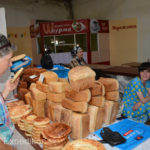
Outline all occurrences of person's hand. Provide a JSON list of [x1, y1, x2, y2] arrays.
[[132, 101, 142, 111], [2, 78, 19, 99]]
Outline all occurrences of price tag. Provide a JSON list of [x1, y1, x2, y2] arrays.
[[39, 74, 45, 83], [29, 74, 37, 79]]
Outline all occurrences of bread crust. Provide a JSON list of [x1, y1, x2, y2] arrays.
[[98, 77, 119, 92], [63, 139, 106, 150]]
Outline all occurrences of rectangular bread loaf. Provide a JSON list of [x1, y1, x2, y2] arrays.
[[90, 81, 105, 96], [103, 100, 119, 125], [48, 81, 70, 93], [105, 91, 119, 101], [98, 77, 119, 92], [30, 87, 46, 101], [32, 98, 46, 117], [36, 81, 49, 93], [47, 92, 65, 103], [88, 105, 104, 132], [65, 89, 91, 102], [62, 98, 88, 113], [41, 71, 58, 84], [89, 96, 105, 107], [70, 112, 89, 140], [68, 66, 96, 92], [24, 92, 32, 105]]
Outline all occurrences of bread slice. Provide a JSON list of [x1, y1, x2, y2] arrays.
[[47, 92, 65, 103], [90, 81, 105, 96], [98, 77, 119, 92], [68, 66, 96, 92], [63, 139, 106, 150], [48, 81, 70, 93], [65, 88, 91, 102], [11, 54, 26, 62], [62, 98, 88, 113], [105, 91, 119, 101], [89, 96, 105, 107], [70, 112, 89, 140], [36, 81, 49, 93], [88, 105, 104, 132], [30, 87, 46, 101], [41, 71, 58, 84]]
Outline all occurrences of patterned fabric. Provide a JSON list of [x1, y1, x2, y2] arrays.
[[123, 77, 150, 123], [0, 94, 14, 143], [70, 57, 86, 68]]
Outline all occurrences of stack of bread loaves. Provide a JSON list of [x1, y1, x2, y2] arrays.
[[62, 66, 97, 139], [98, 77, 119, 125], [17, 67, 46, 100], [88, 81, 105, 132], [46, 75, 71, 125]]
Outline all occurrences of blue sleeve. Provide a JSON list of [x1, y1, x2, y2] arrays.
[[146, 80, 150, 88]]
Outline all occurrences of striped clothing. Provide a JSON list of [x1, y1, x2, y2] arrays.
[[0, 94, 14, 143], [70, 57, 86, 68]]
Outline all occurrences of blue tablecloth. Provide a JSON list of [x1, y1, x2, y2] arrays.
[[94, 119, 150, 150]]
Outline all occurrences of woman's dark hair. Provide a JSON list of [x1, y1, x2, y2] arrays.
[[0, 34, 16, 57], [138, 62, 150, 72]]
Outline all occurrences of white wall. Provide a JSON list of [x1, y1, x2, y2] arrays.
[[0, 8, 7, 36], [73, 0, 150, 63], [0, 0, 70, 27]]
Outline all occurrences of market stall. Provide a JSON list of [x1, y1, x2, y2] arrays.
[[30, 19, 109, 65]]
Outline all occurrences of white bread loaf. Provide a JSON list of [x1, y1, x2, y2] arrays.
[[46, 101, 72, 126], [110, 101, 119, 123], [58, 78, 68, 82], [60, 107, 72, 126], [65, 88, 91, 102], [89, 96, 105, 107], [29, 83, 36, 90], [32, 97, 46, 117], [36, 81, 49, 93], [30, 87, 46, 101], [105, 91, 119, 101], [48, 81, 70, 93], [47, 92, 65, 103], [41, 71, 58, 84], [90, 81, 105, 96], [62, 98, 88, 113], [98, 77, 119, 92], [88, 105, 104, 132], [46, 101, 59, 121], [68, 66, 96, 92], [25, 92, 32, 105], [70, 112, 89, 140], [103, 100, 119, 125]]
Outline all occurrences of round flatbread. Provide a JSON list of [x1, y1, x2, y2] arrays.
[[62, 139, 106, 150]]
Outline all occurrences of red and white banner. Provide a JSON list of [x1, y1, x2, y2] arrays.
[[30, 19, 109, 37], [39, 19, 89, 36]]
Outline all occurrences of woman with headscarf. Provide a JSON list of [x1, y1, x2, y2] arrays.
[[122, 62, 150, 123], [70, 46, 86, 68]]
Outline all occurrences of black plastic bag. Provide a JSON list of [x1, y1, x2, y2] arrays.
[[100, 127, 126, 146]]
